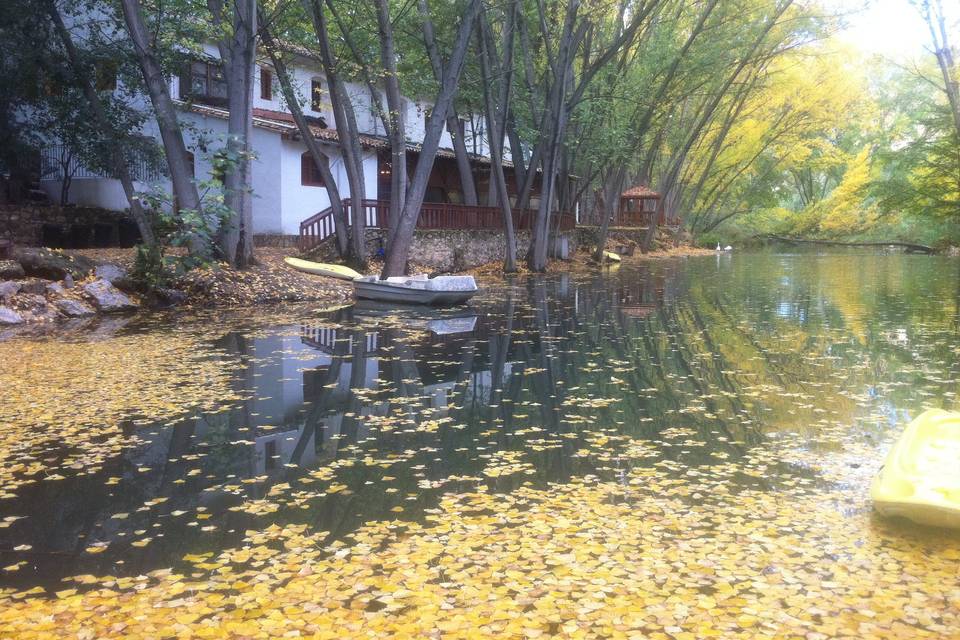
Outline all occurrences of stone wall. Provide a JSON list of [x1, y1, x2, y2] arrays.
[[408, 230, 537, 272], [0, 204, 137, 249], [307, 228, 579, 272], [253, 234, 300, 248]]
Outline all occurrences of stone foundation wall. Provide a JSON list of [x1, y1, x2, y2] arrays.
[[408, 230, 536, 272], [0, 204, 136, 249], [253, 234, 300, 248], [307, 228, 579, 272]]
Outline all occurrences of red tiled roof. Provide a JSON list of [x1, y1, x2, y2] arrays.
[[621, 185, 660, 198], [183, 102, 524, 169]]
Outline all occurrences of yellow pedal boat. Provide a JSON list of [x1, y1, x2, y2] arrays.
[[872, 409, 960, 529], [284, 257, 362, 281]]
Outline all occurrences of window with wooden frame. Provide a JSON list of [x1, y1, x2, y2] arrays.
[[301, 152, 325, 187], [310, 79, 324, 112], [260, 67, 272, 100], [178, 60, 227, 106]]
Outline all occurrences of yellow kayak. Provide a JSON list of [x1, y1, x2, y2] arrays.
[[872, 409, 960, 529], [603, 251, 621, 263], [284, 257, 362, 281]]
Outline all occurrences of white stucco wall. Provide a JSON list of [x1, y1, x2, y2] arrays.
[[172, 111, 285, 234], [38, 178, 146, 210], [280, 140, 380, 235]]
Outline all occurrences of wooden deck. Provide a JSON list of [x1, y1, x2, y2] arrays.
[[299, 199, 576, 251]]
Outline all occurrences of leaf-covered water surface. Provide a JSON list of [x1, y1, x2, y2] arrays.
[[0, 252, 958, 638]]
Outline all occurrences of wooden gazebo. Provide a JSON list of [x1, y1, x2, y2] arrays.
[[617, 185, 661, 226]]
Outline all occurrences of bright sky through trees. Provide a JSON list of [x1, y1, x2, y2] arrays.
[[839, 0, 958, 59]]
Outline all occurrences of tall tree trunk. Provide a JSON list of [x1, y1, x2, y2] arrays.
[[260, 23, 349, 257], [477, 11, 517, 272], [593, 166, 626, 261], [211, 0, 257, 267], [46, 0, 157, 246], [119, 0, 204, 255], [418, 0, 478, 206], [304, 0, 368, 264], [375, 0, 407, 243], [527, 7, 579, 271], [381, 0, 482, 278]]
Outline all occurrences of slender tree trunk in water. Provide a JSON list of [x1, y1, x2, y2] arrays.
[[593, 167, 625, 261], [260, 24, 348, 256], [381, 0, 482, 277], [477, 13, 517, 272], [212, 0, 257, 267], [528, 77, 571, 271], [47, 1, 157, 246], [418, 0, 478, 207], [305, 0, 367, 264], [119, 0, 204, 254], [375, 0, 407, 244], [525, 0, 583, 272]]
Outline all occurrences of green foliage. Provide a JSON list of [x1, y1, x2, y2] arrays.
[[131, 242, 171, 290], [870, 66, 960, 226], [135, 144, 248, 282]]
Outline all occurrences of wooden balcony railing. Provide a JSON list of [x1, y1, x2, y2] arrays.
[[299, 199, 576, 251]]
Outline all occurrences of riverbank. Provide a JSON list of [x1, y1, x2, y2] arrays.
[[0, 247, 352, 329], [467, 243, 715, 277], [0, 241, 711, 331]]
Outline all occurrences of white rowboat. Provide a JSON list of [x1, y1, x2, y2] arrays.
[[352, 274, 478, 306]]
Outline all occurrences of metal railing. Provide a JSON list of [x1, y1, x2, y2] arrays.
[[40, 145, 166, 183]]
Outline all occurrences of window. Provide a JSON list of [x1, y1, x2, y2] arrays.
[[179, 60, 227, 106], [260, 67, 272, 101], [643, 198, 657, 213], [301, 152, 325, 187], [311, 79, 323, 112]]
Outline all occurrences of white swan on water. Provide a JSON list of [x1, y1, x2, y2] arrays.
[[716, 244, 733, 252]]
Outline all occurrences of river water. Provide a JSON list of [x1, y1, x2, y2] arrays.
[[1, 251, 958, 637]]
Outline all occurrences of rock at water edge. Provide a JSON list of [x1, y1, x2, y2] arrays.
[[94, 264, 134, 291], [0, 260, 25, 280], [0, 306, 24, 325], [55, 298, 96, 317], [82, 279, 138, 313], [0, 281, 21, 302]]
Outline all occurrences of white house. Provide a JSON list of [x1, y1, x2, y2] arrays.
[[37, 36, 522, 241]]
